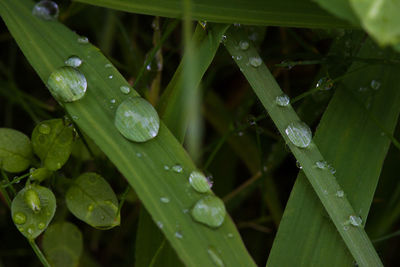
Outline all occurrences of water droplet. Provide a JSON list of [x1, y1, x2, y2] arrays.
[[249, 57, 262, 67], [77, 36, 89, 44], [160, 197, 170, 203], [110, 99, 116, 104], [27, 227, 34, 235], [239, 40, 249, 50], [295, 160, 302, 169], [32, 0, 59, 20], [349, 215, 362, 227], [175, 231, 183, 239], [236, 55, 242, 61], [24, 189, 41, 213], [120, 85, 131, 95], [136, 152, 142, 158], [38, 222, 46, 230], [108, 75, 113, 79], [172, 164, 183, 173], [285, 121, 312, 148], [38, 123, 51, 134], [336, 190, 344, 198], [47, 66, 87, 102], [199, 21, 207, 30], [156, 221, 163, 229], [220, 35, 227, 43], [189, 171, 211, 193], [65, 56, 83, 68], [315, 160, 328, 169], [227, 233, 234, 238], [275, 94, 290, 107], [164, 165, 170, 171], [191, 196, 226, 228], [13, 212, 27, 225], [370, 80, 381, 90], [207, 247, 225, 267], [105, 63, 112, 68], [328, 165, 336, 174], [114, 97, 160, 142], [233, 23, 241, 27], [316, 77, 334, 91], [359, 86, 368, 92], [343, 225, 349, 231], [88, 204, 94, 212]]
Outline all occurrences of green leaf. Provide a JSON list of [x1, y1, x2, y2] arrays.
[[312, 0, 359, 25], [0, 128, 33, 173], [224, 27, 383, 266], [31, 119, 74, 171], [29, 167, 53, 182], [66, 172, 120, 229], [0, 1, 256, 265], [75, 0, 352, 28], [11, 184, 56, 240], [349, 0, 400, 46], [42, 222, 83, 267]]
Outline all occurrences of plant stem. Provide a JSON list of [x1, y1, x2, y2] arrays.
[[28, 239, 51, 267]]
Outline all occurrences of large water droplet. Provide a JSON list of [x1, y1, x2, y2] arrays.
[[239, 40, 249, 50], [207, 247, 225, 267], [114, 97, 160, 142], [32, 0, 59, 20], [13, 212, 27, 225], [275, 94, 290, 107], [120, 85, 131, 95], [191, 196, 226, 228], [65, 56, 83, 68], [285, 121, 312, 148], [189, 171, 211, 193], [38, 123, 51, 134], [47, 66, 87, 102], [249, 57, 262, 67], [370, 80, 381, 90], [349, 215, 362, 227]]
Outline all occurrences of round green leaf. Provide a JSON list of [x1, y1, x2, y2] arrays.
[[42, 222, 83, 267], [11, 184, 56, 240], [0, 128, 32, 173], [31, 119, 74, 171], [66, 172, 120, 229]]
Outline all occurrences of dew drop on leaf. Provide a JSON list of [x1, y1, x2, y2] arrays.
[[191, 196, 226, 228], [189, 171, 212, 193], [32, 0, 59, 20], [316, 77, 334, 91], [38, 123, 51, 135], [119, 85, 131, 95], [38, 222, 46, 230], [171, 164, 183, 173], [24, 188, 41, 213], [275, 94, 290, 107], [160, 197, 170, 203], [336, 190, 344, 198], [174, 231, 183, 239], [65, 56, 83, 68], [114, 98, 160, 143], [349, 215, 362, 227], [13, 212, 27, 225], [285, 121, 312, 148], [207, 247, 225, 267], [370, 79, 381, 90], [47, 66, 87, 102], [239, 40, 249, 50], [249, 57, 262, 67], [77, 36, 89, 44]]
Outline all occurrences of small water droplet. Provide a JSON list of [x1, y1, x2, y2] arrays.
[[105, 63, 112, 68], [285, 121, 312, 148], [120, 85, 131, 95], [38, 123, 51, 134], [160, 197, 170, 203], [275, 94, 290, 107], [47, 66, 87, 102], [236, 55, 242, 61], [114, 97, 160, 142], [175, 231, 183, 239], [156, 221, 163, 229], [233, 23, 241, 27], [189, 171, 211, 193], [349, 215, 362, 227], [191, 196, 226, 228], [77, 36, 89, 44], [207, 247, 225, 267], [164, 165, 170, 171], [296, 160, 302, 169], [65, 56, 83, 68], [199, 21, 207, 30], [328, 165, 336, 174], [370, 80, 381, 90], [227, 233, 234, 238], [343, 225, 349, 231], [24, 189, 41, 213], [239, 40, 249, 50], [32, 0, 59, 20], [315, 160, 328, 169], [336, 190, 344, 198], [220, 35, 227, 43], [38, 222, 46, 230], [13, 212, 27, 225], [110, 99, 116, 104], [316, 77, 334, 91], [88, 204, 94, 212], [27, 227, 34, 235], [136, 152, 142, 158], [249, 57, 262, 67], [108, 75, 113, 79], [172, 164, 183, 173]]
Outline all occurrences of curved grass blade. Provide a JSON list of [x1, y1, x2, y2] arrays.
[[224, 27, 383, 266], [0, 1, 256, 266], [75, 0, 352, 29]]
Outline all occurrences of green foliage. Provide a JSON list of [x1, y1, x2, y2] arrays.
[[0, 128, 33, 173], [11, 184, 56, 240], [31, 119, 74, 171], [42, 222, 83, 267], [66, 172, 120, 229]]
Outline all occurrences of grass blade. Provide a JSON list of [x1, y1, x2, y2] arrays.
[[224, 27, 383, 266], [74, 0, 352, 28], [0, 1, 256, 266]]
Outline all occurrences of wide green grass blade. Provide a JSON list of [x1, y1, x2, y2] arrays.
[[224, 27, 384, 266], [74, 0, 352, 28], [266, 41, 400, 266], [0, 1, 256, 266]]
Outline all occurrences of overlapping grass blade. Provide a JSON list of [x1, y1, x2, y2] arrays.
[[224, 27, 384, 266], [74, 0, 352, 28], [0, 1, 256, 266]]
